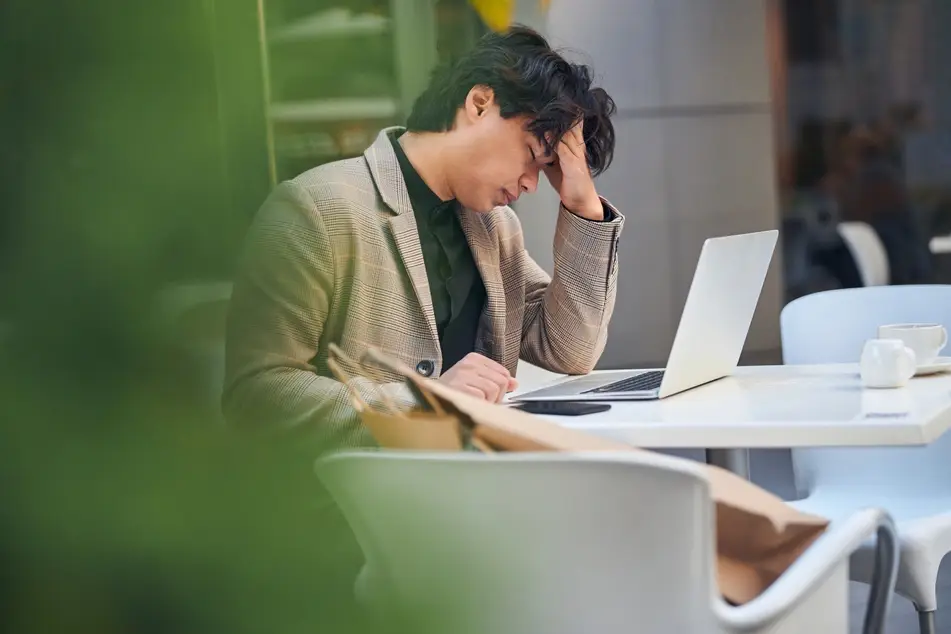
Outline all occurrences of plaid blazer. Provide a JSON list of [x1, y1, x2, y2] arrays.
[[223, 128, 624, 448]]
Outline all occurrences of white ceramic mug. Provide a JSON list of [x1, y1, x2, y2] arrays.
[[878, 323, 948, 365], [860, 339, 917, 389]]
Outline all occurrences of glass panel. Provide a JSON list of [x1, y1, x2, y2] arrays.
[[777, 0, 951, 297]]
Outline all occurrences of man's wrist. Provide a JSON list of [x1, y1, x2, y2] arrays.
[[562, 196, 604, 221]]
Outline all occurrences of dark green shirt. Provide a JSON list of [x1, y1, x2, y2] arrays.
[[391, 133, 486, 371]]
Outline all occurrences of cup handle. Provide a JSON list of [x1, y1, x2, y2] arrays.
[[900, 346, 918, 379], [941, 327, 948, 351]]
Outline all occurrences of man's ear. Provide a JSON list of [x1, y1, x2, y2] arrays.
[[463, 85, 496, 123]]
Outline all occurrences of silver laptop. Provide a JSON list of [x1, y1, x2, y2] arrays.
[[511, 230, 778, 402]]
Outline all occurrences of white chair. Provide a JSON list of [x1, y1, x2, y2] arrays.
[[781, 285, 951, 633], [837, 221, 890, 286], [317, 450, 897, 634]]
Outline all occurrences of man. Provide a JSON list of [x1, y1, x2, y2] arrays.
[[223, 26, 623, 449]]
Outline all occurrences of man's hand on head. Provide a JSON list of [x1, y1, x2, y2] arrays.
[[438, 352, 518, 403], [543, 121, 604, 221]]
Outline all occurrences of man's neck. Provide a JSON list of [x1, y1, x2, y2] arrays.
[[398, 131, 454, 202]]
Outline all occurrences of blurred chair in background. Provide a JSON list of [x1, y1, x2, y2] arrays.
[[837, 221, 890, 287], [155, 281, 233, 418]]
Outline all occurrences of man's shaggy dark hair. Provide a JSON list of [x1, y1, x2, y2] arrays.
[[406, 26, 616, 176]]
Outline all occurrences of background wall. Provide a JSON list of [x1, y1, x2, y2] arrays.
[[514, 0, 783, 368]]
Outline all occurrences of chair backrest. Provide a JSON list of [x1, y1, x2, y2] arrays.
[[317, 451, 723, 634], [780, 285, 951, 495], [836, 221, 889, 286], [155, 282, 232, 410]]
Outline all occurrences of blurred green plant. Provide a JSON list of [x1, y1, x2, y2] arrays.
[[0, 1, 424, 632]]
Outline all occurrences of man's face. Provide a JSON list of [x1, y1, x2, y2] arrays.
[[447, 87, 554, 213]]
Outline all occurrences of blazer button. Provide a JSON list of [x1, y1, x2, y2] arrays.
[[416, 360, 435, 377]]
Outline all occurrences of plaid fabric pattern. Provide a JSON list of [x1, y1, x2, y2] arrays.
[[223, 128, 624, 449]]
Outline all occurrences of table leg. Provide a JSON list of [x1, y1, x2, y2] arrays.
[[705, 448, 750, 479]]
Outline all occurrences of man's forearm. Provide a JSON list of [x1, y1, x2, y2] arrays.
[[222, 367, 416, 451], [520, 201, 623, 374]]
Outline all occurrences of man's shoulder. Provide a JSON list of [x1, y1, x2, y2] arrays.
[[288, 156, 379, 208], [255, 156, 385, 233]]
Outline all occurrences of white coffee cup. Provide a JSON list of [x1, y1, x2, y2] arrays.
[[877, 323, 948, 365], [860, 339, 917, 389]]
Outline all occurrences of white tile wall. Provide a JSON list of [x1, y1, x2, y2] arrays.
[[547, 0, 771, 111], [663, 111, 778, 222], [657, 0, 772, 108], [601, 219, 676, 367], [546, 0, 663, 111], [595, 117, 669, 224]]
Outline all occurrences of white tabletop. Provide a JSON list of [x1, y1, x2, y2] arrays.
[[520, 364, 951, 449]]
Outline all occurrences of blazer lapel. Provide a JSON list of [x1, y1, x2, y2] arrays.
[[458, 209, 507, 359], [365, 128, 440, 348], [388, 214, 439, 347]]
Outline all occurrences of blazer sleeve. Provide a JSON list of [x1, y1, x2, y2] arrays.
[[222, 181, 414, 451], [519, 199, 624, 374]]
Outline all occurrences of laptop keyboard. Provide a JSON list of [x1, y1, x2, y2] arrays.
[[582, 370, 665, 394]]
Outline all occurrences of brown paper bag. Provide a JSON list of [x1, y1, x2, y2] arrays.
[[329, 346, 829, 605]]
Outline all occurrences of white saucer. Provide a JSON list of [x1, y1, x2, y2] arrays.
[[915, 357, 951, 376]]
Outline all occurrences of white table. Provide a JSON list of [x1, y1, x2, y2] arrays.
[[516, 364, 951, 477]]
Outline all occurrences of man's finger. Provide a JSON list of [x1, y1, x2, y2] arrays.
[[474, 365, 511, 389], [465, 373, 502, 402], [564, 121, 587, 156], [461, 385, 486, 400], [468, 355, 509, 377], [473, 372, 506, 403], [563, 120, 583, 144], [571, 119, 584, 143], [557, 133, 585, 162], [467, 352, 511, 377], [460, 379, 492, 401]]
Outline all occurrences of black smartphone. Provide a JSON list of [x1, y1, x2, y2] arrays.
[[510, 401, 612, 416]]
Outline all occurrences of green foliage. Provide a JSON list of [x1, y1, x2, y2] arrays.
[[0, 1, 405, 632]]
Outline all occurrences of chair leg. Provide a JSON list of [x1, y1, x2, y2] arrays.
[[918, 609, 936, 634]]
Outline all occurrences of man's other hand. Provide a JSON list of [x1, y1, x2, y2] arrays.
[[438, 353, 518, 403]]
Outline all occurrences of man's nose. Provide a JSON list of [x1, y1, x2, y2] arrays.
[[520, 169, 539, 194]]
